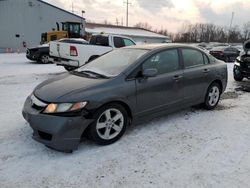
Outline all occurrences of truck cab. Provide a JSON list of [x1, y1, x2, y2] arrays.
[[49, 34, 136, 71], [41, 22, 82, 44]]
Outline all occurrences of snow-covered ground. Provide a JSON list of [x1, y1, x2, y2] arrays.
[[0, 53, 250, 188]]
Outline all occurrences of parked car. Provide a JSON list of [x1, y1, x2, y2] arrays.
[[233, 39, 250, 81], [49, 34, 136, 71], [232, 44, 244, 53], [26, 38, 88, 64], [209, 46, 240, 62], [22, 44, 227, 152], [26, 44, 50, 64]]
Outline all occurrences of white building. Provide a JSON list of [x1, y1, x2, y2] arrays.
[[0, 0, 85, 52], [86, 23, 171, 44]]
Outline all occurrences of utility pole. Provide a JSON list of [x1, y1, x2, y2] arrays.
[[124, 0, 131, 27], [115, 18, 119, 26], [227, 12, 235, 43]]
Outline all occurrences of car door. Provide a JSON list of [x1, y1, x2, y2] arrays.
[[181, 48, 212, 104], [135, 49, 184, 116], [113, 37, 125, 48]]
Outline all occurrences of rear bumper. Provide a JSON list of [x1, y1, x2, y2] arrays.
[[50, 56, 79, 67], [22, 96, 94, 151]]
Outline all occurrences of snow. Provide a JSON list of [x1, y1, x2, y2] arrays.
[[86, 26, 169, 39], [1, 53, 250, 188]]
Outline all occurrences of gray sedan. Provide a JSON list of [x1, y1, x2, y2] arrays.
[[22, 44, 228, 152]]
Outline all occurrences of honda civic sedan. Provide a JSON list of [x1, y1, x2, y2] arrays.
[[22, 44, 228, 152]]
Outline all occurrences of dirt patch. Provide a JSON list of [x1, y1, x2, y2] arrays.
[[215, 103, 236, 111], [235, 86, 250, 92], [221, 91, 239, 100]]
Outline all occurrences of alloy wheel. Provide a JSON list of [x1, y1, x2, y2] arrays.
[[96, 108, 124, 140], [208, 86, 220, 106]]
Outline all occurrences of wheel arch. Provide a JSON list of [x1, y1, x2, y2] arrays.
[[88, 55, 100, 62], [81, 100, 133, 139], [209, 79, 223, 92], [98, 100, 133, 121]]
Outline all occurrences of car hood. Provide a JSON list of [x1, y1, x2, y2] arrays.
[[34, 73, 110, 103]]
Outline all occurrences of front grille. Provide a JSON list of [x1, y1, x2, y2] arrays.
[[38, 131, 52, 141], [32, 103, 45, 110], [242, 56, 250, 63]]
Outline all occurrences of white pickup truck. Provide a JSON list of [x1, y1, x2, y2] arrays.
[[49, 34, 136, 71]]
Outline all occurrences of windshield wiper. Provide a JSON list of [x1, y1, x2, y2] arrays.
[[77, 70, 110, 79]]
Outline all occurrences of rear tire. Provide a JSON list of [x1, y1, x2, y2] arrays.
[[64, 66, 77, 71], [88, 103, 128, 145], [203, 82, 221, 110]]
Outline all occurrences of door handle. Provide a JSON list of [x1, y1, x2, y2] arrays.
[[173, 75, 183, 81], [203, 68, 210, 73]]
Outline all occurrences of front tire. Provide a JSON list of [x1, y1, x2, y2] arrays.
[[233, 66, 244, 81], [203, 82, 221, 110], [89, 103, 128, 145], [39, 54, 50, 64]]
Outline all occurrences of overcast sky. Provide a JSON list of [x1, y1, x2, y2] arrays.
[[44, 0, 250, 32]]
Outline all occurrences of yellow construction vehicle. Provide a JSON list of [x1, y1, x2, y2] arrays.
[[41, 21, 82, 44]]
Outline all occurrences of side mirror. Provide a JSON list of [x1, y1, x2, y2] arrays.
[[142, 68, 158, 77]]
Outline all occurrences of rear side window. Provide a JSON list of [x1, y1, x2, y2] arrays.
[[123, 39, 135, 46], [89, 36, 109, 46], [182, 48, 205, 68], [143, 49, 179, 75], [114, 37, 125, 48]]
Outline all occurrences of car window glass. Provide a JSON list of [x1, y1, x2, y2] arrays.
[[123, 38, 135, 46], [78, 49, 148, 77], [143, 49, 179, 75], [203, 54, 209, 64], [182, 49, 204, 68], [95, 36, 109, 46], [114, 37, 125, 48]]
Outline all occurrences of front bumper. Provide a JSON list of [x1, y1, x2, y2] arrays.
[[234, 64, 250, 78], [22, 96, 94, 151], [26, 53, 38, 61]]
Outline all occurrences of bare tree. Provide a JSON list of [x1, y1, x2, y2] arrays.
[[134, 22, 152, 31], [243, 21, 250, 40]]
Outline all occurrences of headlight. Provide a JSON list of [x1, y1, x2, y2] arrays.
[[235, 61, 240, 66], [235, 57, 241, 66], [236, 56, 241, 62], [44, 102, 87, 113]]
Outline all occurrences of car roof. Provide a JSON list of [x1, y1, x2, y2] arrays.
[[124, 43, 201, 51], [211, 46, 238, 51]]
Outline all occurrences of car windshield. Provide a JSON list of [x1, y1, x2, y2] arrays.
[[76, 49, 148, 78]]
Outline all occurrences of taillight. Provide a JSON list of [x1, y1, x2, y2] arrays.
[[70, 46, 78, 56], [219, 51, 224, 56]]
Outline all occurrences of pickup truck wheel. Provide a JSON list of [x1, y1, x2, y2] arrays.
[[64, 66, 76, 71], [40, 54, 50, 64], [88, 103, 128, 145]]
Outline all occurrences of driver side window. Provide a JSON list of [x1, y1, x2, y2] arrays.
[[143, 49, 179, 75]]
